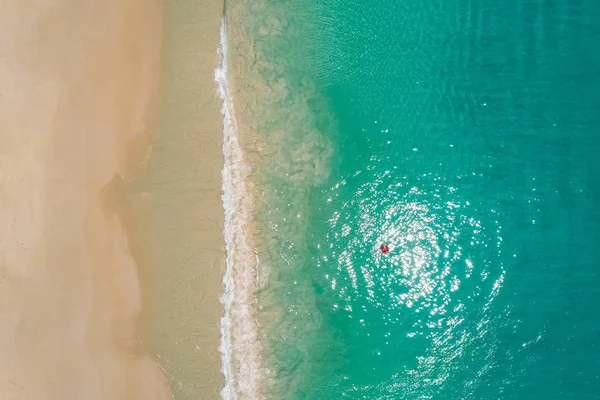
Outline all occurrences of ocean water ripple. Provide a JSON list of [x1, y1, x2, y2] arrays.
[[225, 0, 600, 398]]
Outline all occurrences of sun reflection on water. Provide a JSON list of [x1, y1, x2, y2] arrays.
[[315, 168, 507, 392]]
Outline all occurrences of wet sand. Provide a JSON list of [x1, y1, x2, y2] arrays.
[[117, 0, 226, 398], [0, 1, 171, 399]]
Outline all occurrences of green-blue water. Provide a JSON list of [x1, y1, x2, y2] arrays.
[[226, 0, 600, 398]]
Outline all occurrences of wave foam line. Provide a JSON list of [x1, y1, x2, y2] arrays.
[[215, 19, 263, 400]]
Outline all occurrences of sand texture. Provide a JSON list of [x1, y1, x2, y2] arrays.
[[0, 1, 171, 399], [117, 0, 227, 398]]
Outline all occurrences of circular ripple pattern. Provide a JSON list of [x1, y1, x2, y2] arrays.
[[310, 165, 507, 398]]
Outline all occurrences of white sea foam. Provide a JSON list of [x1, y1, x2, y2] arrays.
[[215, 19, 263, 400]]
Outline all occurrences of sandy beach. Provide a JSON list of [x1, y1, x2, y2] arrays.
[[0, 0, 172, 399], [115, 0, 227, 398]]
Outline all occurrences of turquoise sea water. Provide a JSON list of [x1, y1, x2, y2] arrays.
[[224, 0, 600, 398]]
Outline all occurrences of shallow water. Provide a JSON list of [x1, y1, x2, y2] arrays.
[[119, 1, 226, 398]]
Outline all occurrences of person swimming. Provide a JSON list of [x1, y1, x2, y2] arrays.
[[380, 244, 390, 254]]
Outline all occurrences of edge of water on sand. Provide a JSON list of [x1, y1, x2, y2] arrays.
[[215, 19, 264, 400]]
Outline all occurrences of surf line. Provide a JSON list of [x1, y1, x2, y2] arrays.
[[215, 18, 263, 400]]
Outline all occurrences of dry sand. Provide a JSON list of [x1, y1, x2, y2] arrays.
[[0, 1, 172, 399]]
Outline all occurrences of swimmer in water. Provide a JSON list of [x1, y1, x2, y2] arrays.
[[380, 244, 390, 254]]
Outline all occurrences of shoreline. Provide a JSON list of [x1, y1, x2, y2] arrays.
[[216, 1, 337, 396], [0, 1, 170, 399], [216, 19, 264, 399]]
